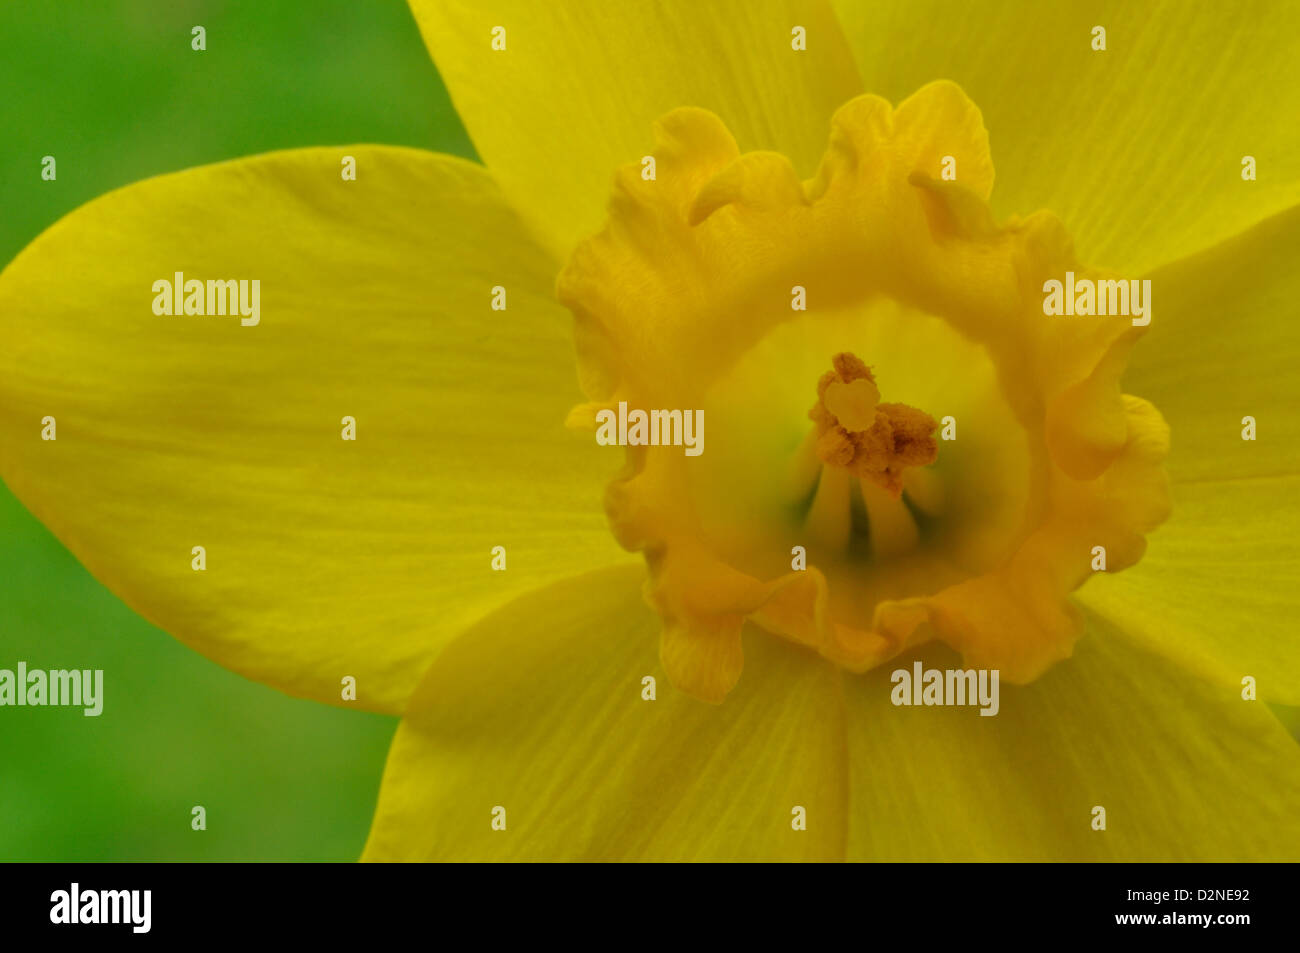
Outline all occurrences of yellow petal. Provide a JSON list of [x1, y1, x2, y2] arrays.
[[832, 0, 1300, 273], [1124, 205, 1300, 482], [0, 146, 626, 715], [363, 566, 847, 861], [1078, 475, 1300, 705], [845, 611, 1300, 860], [408, 0, 863, 258]]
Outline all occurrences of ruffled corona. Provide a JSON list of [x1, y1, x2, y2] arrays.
[[557, 81, 1171, 703]]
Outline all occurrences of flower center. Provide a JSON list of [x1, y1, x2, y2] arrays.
[[802, 350, 938, 562], [810, 352, 938, 494], [557, 82, 1171, 703]]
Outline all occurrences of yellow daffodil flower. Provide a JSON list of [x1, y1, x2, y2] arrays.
[[1, 1, 1297, 861]]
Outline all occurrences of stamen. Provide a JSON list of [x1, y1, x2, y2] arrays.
[[860, 478, 920, 558], [805, 464, 852, 553], [809, 352, 939, 497], [797, 352, 939, 559], [901, 466, 945, 516]]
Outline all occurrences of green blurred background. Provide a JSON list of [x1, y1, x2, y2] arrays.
[[0, 0, 474, 861]]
